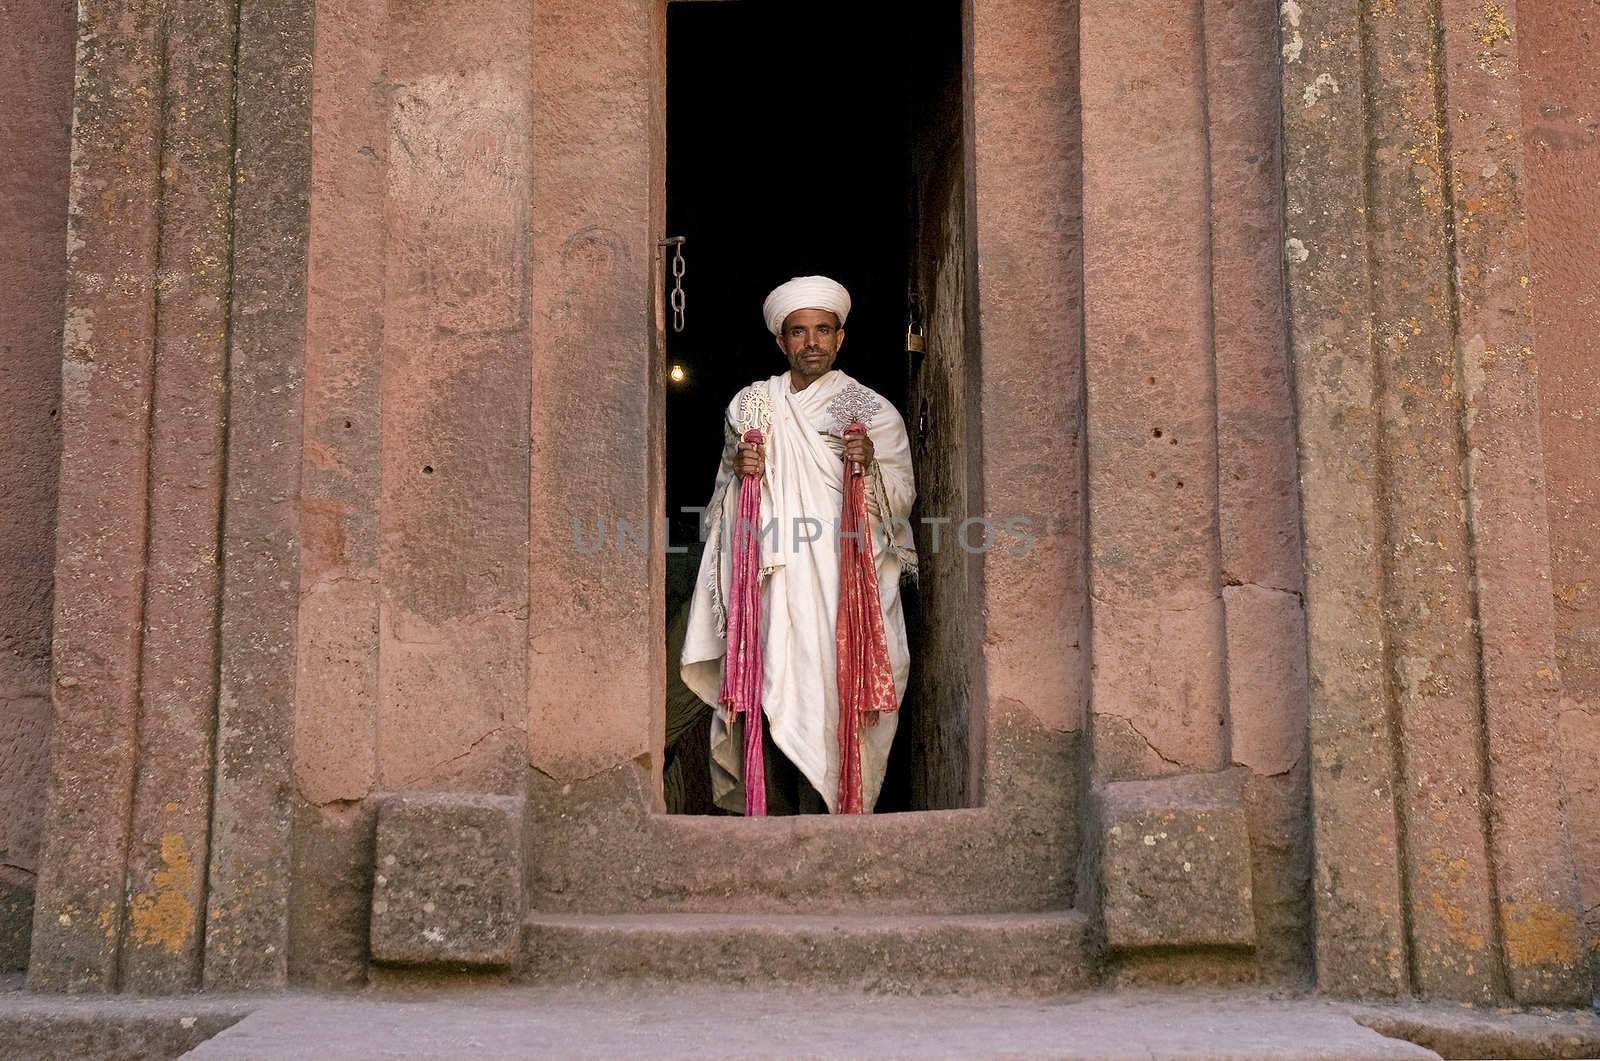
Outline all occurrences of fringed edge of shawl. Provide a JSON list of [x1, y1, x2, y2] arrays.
[[704, 472, 735, 639], [867, 460, 920, 586]]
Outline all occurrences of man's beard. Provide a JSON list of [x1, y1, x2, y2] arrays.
[[796, 347, 831, 375]]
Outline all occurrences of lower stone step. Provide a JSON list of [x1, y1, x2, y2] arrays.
[[517, 911, 1097, 995]]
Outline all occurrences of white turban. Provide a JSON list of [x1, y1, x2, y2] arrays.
[[762, 275, 852, 335]]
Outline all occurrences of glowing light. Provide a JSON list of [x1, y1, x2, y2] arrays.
[[669, 363, 687, 384]]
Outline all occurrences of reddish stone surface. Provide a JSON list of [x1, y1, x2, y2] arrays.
[[1204, 0, 1304, 600], [27, 0, 166, 993], [0, 0, 72, 971], [296, 0, 385, 810], [1283, 0, 1590, 1004], [288, 800, 375, 990], [117, 0, 240, 993], [1439, 0, 1588, 1005], [293, 0, 541, 985], [369, 795, 524, 967], [526, 709, 1078, 916], [1279, 0, 1409, 999], [1329, 1, 1503, 1003], [1520, 0, 1600, 984], [1081, 0, 1226, 775], [376, 0, 531, 797], [527, 0, 661, 782], [0, 695, 50, 971], [1555, 705, 1600, 969], [1240, 768, 1313, 982], [969, 0, 1087, 745], [1097, 772, 1255, 951], [204, 0, 313, 991], [1521, 0, 1600, 706], [1201, 13, 1313, 986], [517, 910, 1094, 994], [24, 0, 311, 995], [11, 0, 1596, 1004], [1224, 587, 1307, 778]]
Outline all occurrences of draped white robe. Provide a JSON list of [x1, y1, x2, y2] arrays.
[[681, 369, 917, 813]]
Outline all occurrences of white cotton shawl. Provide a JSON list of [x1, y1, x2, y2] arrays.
[[680, 369, 917, 813]]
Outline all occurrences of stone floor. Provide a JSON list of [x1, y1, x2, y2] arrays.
[[2, 982, 1599, 1060]]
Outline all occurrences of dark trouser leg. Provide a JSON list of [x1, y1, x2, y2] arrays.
[[762, 721, 828, 815]]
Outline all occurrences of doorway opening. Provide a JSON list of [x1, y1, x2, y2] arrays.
[[662, 0, 975, 814]]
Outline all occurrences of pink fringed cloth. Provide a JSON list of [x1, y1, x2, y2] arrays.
[[834, 422, 899, 814], [718, 429, 767, 816]]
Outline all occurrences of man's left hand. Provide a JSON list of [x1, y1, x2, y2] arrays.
[[842, 425, 874, 469]]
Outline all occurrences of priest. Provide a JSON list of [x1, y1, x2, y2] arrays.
[[680, 276, 918, 814]]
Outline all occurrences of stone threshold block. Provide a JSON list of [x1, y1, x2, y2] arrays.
[[370, 793, 525, 968], [1096, 770, 1255, 951], [517, 911, 1096, 995]]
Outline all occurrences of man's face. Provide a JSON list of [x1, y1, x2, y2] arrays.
[[776, 308, 844, 381]]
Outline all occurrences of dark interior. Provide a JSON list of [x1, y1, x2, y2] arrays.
[[664, 0, 969, 814]]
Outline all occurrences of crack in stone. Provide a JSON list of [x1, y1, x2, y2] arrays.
[[528, 757, 655, 788], [394, 725, 509, 789], [1097, 708, 1188, 769], [1222, 577, 1306, 600], [1089, 592, 1222, 614], [1231, 753, 1305, 779], [298, 572, 379, 600]]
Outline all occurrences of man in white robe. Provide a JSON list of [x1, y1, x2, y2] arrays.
[[680, 276, 917, 814]]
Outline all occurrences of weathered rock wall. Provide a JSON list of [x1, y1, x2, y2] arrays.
[[11, 0, 1592, 1003], [1282, 0, 1590, 1005], [25, 0, 312, 993], [1078, 0, 1313, 982], [289, 0, 538, 987], [18, 0, 1090, 988], [1081, 0, 1231, 781], [0, 0, 73, 974], [1519, 0, 1600, 981]]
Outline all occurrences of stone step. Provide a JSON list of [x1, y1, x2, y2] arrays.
[[516, 910, 1098, 995]]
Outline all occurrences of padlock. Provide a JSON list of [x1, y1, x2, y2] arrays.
[[906, 321, 926, 354]]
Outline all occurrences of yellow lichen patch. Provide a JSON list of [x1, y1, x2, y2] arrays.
[[1424, 855, 1487, 950], [128, 832, 197, 954], [1553, 581, 1590, 605], [1476, 0, 1512, 47], [1501, 901, 1582, 967], [1428, 891, 1473, 943]]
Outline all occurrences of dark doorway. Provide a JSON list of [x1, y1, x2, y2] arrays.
[[663, 0, 971, 814]]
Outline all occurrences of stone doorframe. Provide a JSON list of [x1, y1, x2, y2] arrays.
[[523, 0, 1088, 914], [24, 0, 1591, 1000]]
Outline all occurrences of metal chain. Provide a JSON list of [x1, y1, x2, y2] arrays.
[[662, 236, 686, 333]]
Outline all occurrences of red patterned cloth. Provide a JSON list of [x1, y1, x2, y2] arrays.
[[834, 423, 899, 814], [718, 429, 767, 816]]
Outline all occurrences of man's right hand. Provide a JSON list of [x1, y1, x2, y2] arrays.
[[735, 440, 765, 479]]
